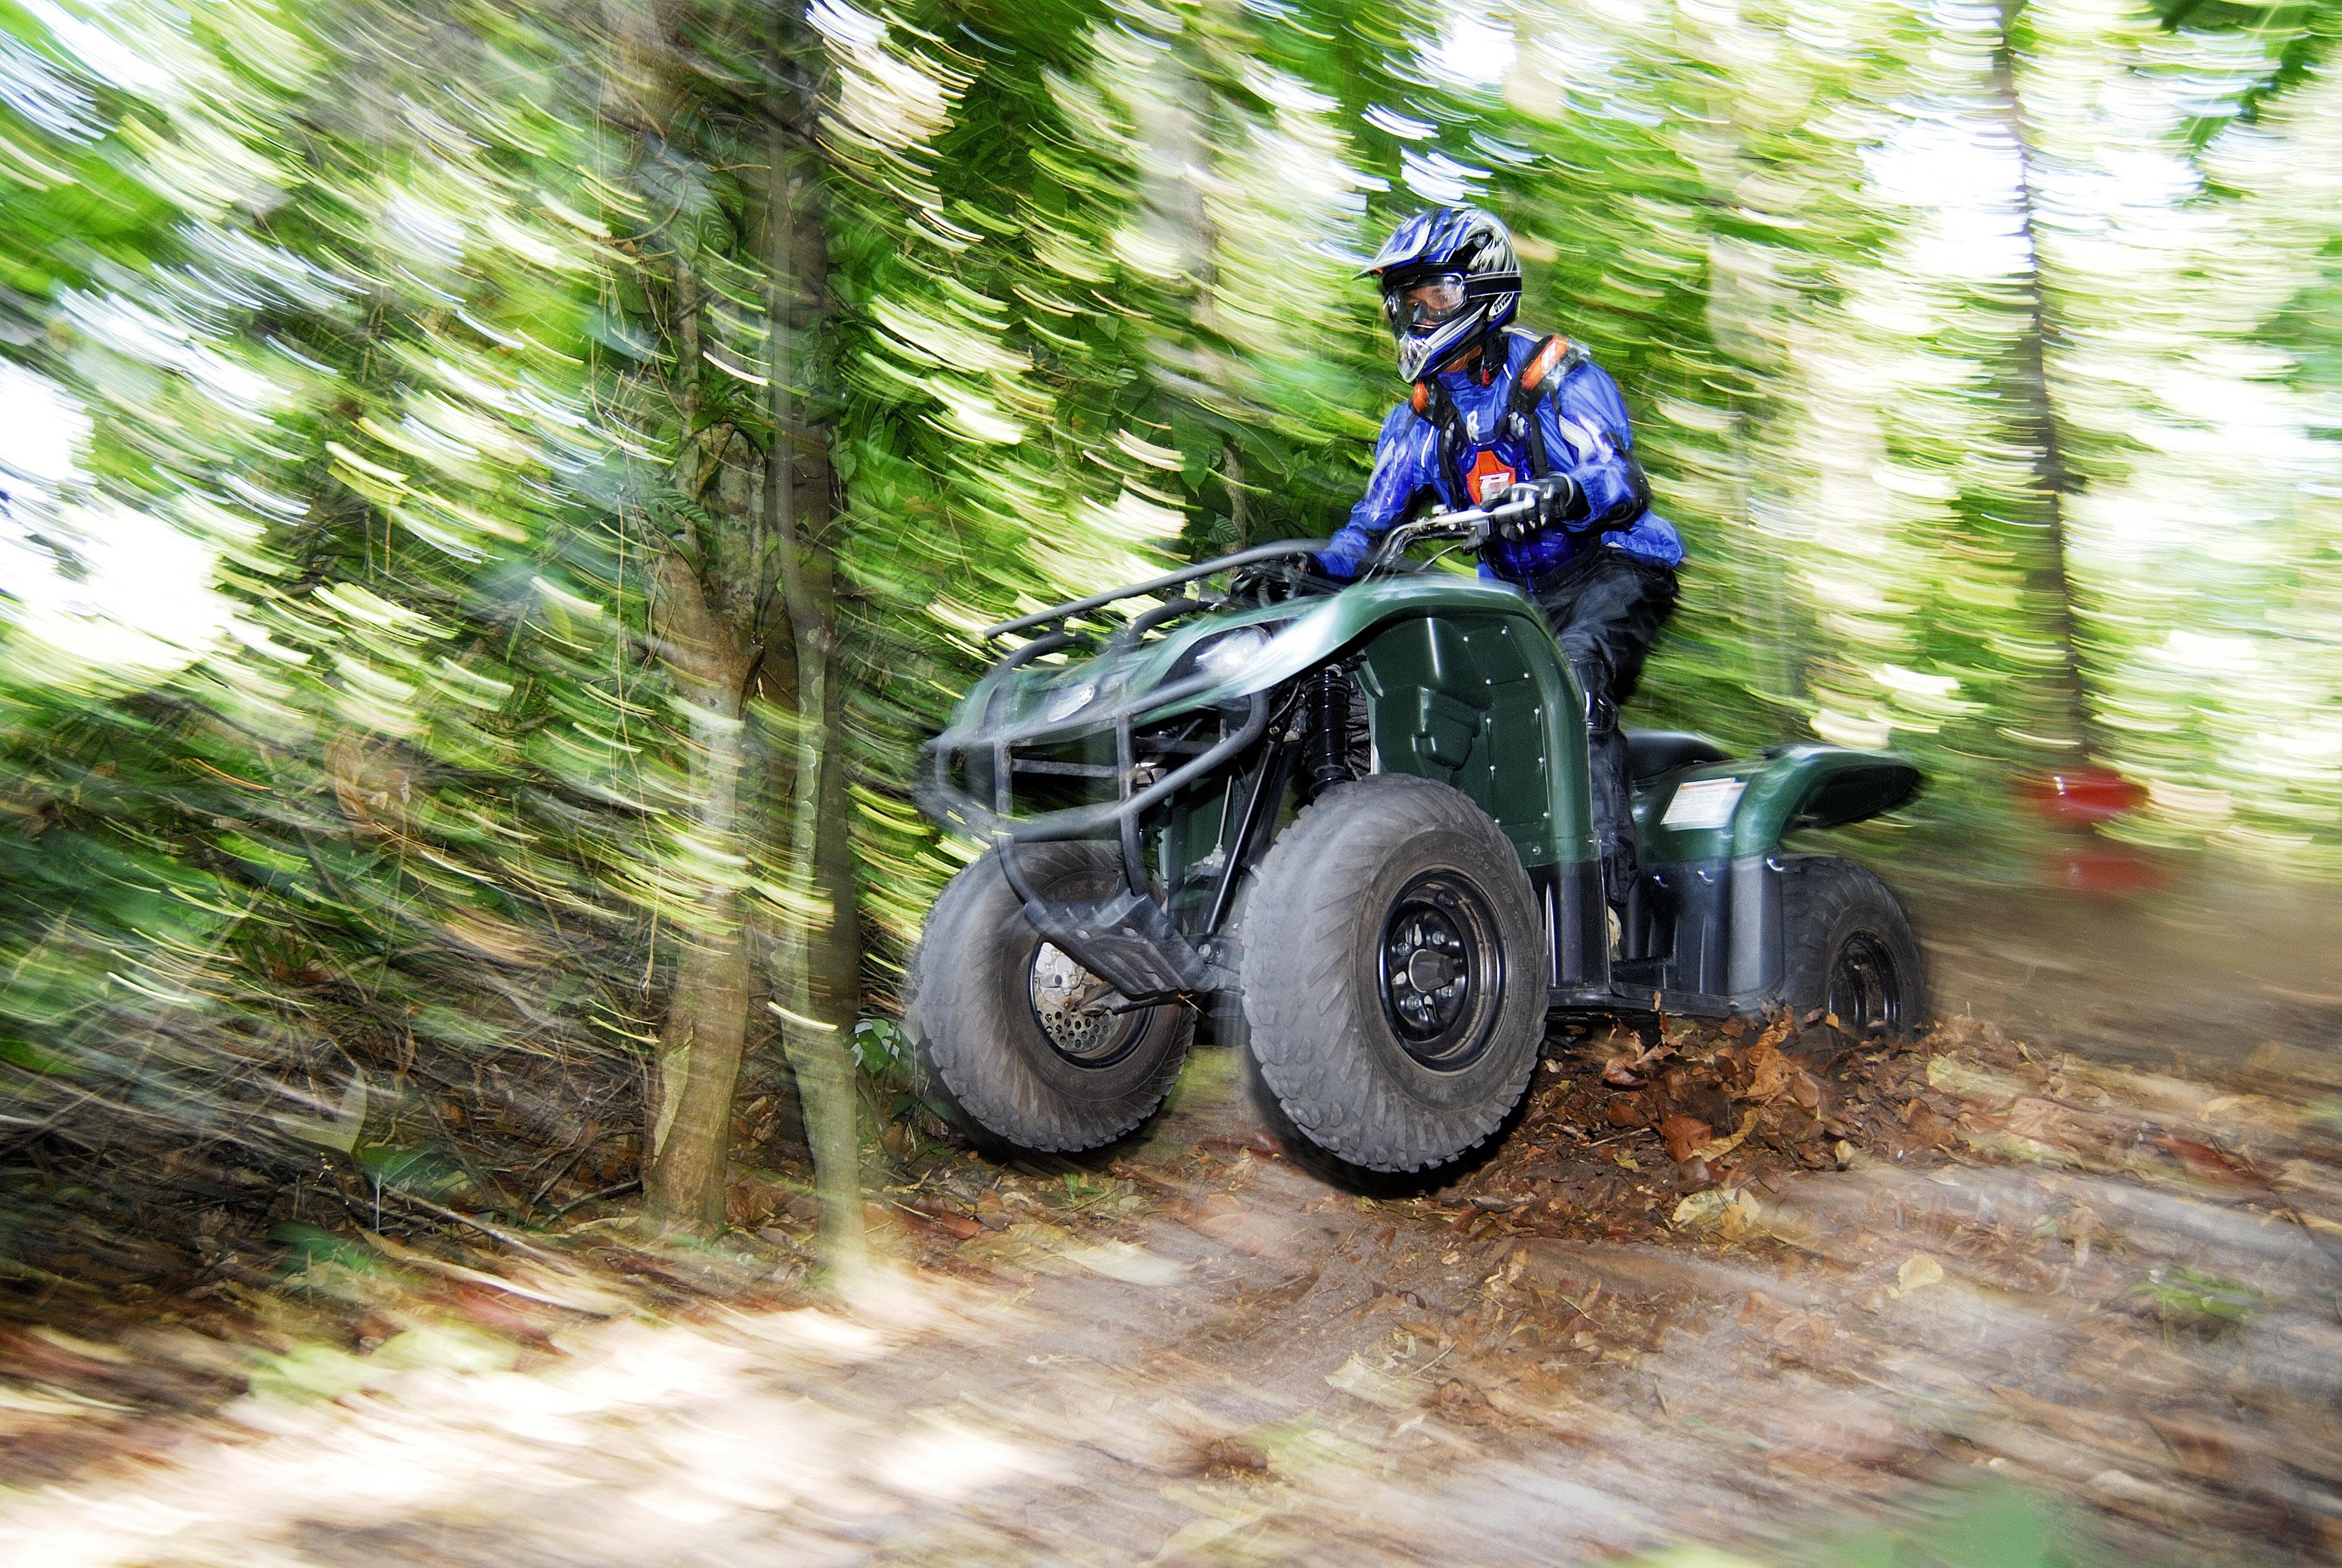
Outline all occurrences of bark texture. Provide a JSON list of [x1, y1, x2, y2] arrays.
[[641, 550, 757, 1231], [1989, 0, 2105, 766], [766, 92, 868, 1280]]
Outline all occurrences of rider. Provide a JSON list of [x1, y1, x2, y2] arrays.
[[1317, 205, 1682, 920]]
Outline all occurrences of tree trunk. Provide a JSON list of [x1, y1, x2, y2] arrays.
[[595, 0, 768, 1236], [642, 550, 756, 1230], [1989, 1, 2105, 765], [766, 101, 867, 1282]]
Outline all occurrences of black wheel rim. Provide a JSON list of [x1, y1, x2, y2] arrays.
[[1377, 871, 1505, 1070], [1827, 930, 1903, 1035], [1027, 940, 1143, 1068]]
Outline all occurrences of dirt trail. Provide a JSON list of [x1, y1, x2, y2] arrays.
[[1907, 866, 2342, 1070], [7, 986, 2342, 1567]]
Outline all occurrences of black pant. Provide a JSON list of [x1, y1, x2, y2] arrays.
[[1524, 548, 1680, 904]]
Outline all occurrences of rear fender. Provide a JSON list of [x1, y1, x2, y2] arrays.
[[1637, 744, 1920, 1008], [1639, 744, 1920, 864], [1740, 745, 1921, 854]]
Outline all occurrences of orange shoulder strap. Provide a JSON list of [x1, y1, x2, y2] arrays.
[[1518, 334, 1573, 394]]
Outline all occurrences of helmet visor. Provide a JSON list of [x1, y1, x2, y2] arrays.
[[1382, 273, 1470, 341]]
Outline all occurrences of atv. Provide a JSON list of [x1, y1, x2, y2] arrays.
[[909, 491, 1925, 1174]]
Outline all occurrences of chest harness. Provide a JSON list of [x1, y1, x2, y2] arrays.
[[1410, 333, 1589, 507]]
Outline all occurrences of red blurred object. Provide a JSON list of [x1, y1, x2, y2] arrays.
[[2020, 765, 2163, 895], [2021, 766, 2149, 828], [2051, 842, 2164, 896]]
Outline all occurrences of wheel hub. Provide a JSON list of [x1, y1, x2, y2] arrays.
[[1406, 946, 1461, 992], [1827, 930, 1902, 1035], [1377, 872, 1503, 1070], [1027, 941, 1138, 1066]]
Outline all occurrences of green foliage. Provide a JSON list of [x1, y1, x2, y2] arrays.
[[1, 0, 2339, 1267]]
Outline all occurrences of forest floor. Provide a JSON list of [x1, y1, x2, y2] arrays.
[[6, 876, 2342, 1565]]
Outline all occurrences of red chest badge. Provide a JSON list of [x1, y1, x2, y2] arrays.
[[1464, 449, 1518, 506]]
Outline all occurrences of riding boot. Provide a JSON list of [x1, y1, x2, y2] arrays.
[[1572, 655, 1639, 912]]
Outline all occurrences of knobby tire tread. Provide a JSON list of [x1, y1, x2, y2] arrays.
[[1239, 775, 1544, 1173], [909, 845, 1191, 1155], [1779, 855, 1929, 1033]]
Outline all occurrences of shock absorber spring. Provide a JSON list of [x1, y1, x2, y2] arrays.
[[1301, 666, 1355, 799]]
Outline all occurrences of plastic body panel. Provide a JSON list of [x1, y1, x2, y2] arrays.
[[1348, 608, 1594, 872], [1636, 744, 1920, 864], [930, 574, 1599, 874], [1629, 744, 1921, 1008]]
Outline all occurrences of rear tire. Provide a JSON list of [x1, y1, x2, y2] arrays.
[[908, 844, 1192, 1154], [1780, 856, 1927, 1038], [1238, 775, 1545, 1174]]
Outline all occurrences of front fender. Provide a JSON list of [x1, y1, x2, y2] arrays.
[[1138, 576, 1536, 723]]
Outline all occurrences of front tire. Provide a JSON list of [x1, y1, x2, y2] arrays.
[[1239, 776, 1545, 1174], [1780, 856, 1928, 1038], [908, 845, 1192, 1155]]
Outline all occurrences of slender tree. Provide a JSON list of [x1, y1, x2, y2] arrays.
[[763, 18, 868, 1276], [1986, 0, 2105, 768]]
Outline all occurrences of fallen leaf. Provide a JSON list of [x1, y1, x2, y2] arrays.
[[1187, 1191, 1248, 1241], [1671, 1189, 1736, 1231], [1891, 1252, 1944, 1297], [1743, 1038, 1794, 1103], [908, 1197, 983, 1241], [1693, 1112, 1756, 1162], [1659, 1115, 1713, 1162], [2161, 1134, 2250, 1186], [2004, 1096, 2078, 1142]]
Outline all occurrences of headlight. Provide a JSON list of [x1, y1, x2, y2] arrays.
[[1192, 627, 1269, 681], [1040, 677, 1099, 722]]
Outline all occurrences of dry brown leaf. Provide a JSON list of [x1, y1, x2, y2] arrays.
[[2004, 1096, 2079, 1141], [1891, 1252, 1944, 1297], [2161, 1134, 2252, 1186], [1743, 1038, 1794, 1103], [1659, 1115, 1713, 1162], [1693, 1112, 1756, 1162]]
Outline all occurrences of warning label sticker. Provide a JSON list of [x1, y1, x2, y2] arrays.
[[1661, 777, 1746, 830]]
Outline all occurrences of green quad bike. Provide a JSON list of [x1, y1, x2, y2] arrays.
[[909, 491, 1926, 1174]]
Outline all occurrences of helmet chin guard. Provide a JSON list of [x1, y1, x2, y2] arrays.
[[1362, 206, 1521, 381]]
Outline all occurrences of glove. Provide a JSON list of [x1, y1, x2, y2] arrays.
[[1533, 472, 1586, 532]]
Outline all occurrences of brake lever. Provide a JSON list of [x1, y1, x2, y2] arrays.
[[1369, 512, 1474, 573], [1492, 483, 1541, 542]]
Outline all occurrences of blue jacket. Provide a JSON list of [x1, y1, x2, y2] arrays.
[[1319, 329, 1683, 584]]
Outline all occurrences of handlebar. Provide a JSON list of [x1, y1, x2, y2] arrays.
[[1364, 486, 1541, 573], [981, 487, 1542, 645]]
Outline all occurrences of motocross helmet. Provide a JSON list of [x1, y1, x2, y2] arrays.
[[1360, 206, 1521, 382]]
